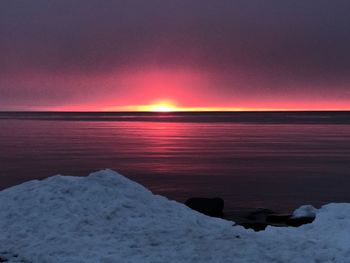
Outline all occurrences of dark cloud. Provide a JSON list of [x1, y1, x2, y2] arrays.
[[1, 0, 350, 109]]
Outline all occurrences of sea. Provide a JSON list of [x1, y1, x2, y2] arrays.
[[1, 111, 350, 212]]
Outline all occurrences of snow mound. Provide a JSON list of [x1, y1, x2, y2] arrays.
[[292, 205, 317, 218], [1, 169, 350, 262]]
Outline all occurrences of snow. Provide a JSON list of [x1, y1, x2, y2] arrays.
[[292, 205, 317, 218], [1, 169, 350, 262]]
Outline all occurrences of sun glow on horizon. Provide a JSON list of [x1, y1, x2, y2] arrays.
[[148, 104, 176, 112], [103, 103, 304, 112], [146, 101, 178, 112], [105, 100, 181, 112], [102, 99, 350, 112]]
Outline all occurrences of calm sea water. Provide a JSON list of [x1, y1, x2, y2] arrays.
[[1, 111, 350, 212]]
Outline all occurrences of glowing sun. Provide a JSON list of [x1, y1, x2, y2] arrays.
[[147, 101, 178, 112]]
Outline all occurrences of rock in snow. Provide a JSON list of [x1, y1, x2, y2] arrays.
[[1, 169, 350, 262]]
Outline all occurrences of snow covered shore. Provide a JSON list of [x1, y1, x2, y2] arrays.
[[1, 170, 349, 262]]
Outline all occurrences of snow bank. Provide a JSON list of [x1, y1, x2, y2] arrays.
[[1, 170, 349, 262]]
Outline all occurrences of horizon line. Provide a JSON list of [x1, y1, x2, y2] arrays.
[[1, 109, 350, 113]]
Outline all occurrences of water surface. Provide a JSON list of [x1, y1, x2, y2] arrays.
[[1, 111, 350, 212]]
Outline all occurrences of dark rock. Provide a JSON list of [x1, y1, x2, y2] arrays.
[[266, 214, 292, 223], [287, 216, 315, 227], [186, 201, 316, 231], [225, 207, 316, 231], [185, 197, 224, 218]]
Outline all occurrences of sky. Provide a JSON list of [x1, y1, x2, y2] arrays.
[[1, 0, 350, 111]]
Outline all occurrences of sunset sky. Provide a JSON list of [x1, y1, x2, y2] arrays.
[[1, 1, 350, 111]]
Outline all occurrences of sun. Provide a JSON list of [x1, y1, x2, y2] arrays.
[[148, 101, 177, 112]]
